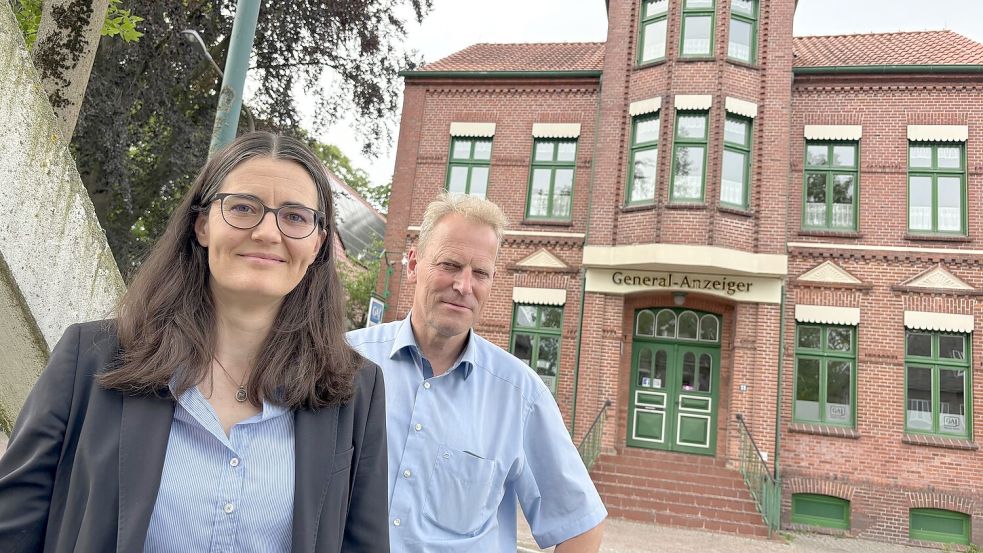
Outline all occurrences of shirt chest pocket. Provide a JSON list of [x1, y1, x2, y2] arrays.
[[423, 445, 501, 536]]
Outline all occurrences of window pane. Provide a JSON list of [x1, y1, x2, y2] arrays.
[[541, 307, 562, 329], [656, 310, 676, 337], [939, 369, 966, 435], [721, 150, 746, 205], [674, 146, 705, 199], [724, 118, 749, 146], [552, 169, 574, 218], [831, 175, 854, 228], [682, 15, 712, 55], [939, 335, 965, 360], [806, 145, 828, 166], [937, 146, 961, 169], [731, 0, 754, 16], [534, 141, 555, 162], [728, 18, 752, 62], [469, 167, 488, 198], [654, 350, 668, 388], [678, 311, 698, 339], [642, 19, 668, 61], [937, 176, 962, 232], [805, 173, 827, 226], [452, 140, 472, 160], [827, 328, 852, 352], [637, 348, 653, 387], [513, 333, 533, 365], [699, 315, 719, 341], [677, 114, 707, 139], [637, 310, 656, 336], [516, 305, 537, 328], [645, 0, 669, 17], [635, 117, 660, 145], [906, 333, 932, 357], [473, 140, 492, 161], [448, 166, 469, 194], [908, 176, 932, 231], [529, 169, 552, 217], [557, 142, 576, 162], [681, 352, 697, 390], [796, 358, 821, 421], [537, 336, 559, 377], [798, 326, 821, 349], [832, 145, 856, 168], [909, 145, 932, 168], [826, 360, 852, 423], [685, 0, 713, 8], [906, 366, 933, 431], [697, 354, 712, 392], [631, 148, 658, 203]]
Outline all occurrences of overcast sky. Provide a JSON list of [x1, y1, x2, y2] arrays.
[[310, 0, 983, 194]]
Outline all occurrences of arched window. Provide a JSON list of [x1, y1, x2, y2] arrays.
[[636, 310, 656, 336], [678, 311, 699, 340], [656, 309, 676, 337], [699, 314, 719, 342]]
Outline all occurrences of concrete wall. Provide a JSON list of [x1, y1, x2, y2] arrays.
[[0, 3, 124, 430]]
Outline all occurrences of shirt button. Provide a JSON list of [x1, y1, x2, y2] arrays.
[[224, 503, 235, 514], [403, 469, 412, 478], [414, 423, 423, 432], [393, 518, 401, 527], [423, 382, 431, 389], [230, 458, 240, 467]]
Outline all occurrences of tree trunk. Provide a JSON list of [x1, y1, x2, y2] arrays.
[[32, 0, 109, 143]]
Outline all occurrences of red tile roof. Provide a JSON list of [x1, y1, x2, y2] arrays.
[[793, 30, 983, 68], [416, 42, 605, 73]]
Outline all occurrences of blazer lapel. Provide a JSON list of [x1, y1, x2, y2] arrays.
[[117, 392, 175, 553], [291, 406, 339, 553]]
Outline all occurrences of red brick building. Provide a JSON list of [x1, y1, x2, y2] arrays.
[[380, 0, 983, 547]]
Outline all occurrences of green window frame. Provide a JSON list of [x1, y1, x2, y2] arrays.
[[627, 113, 660, 205], [670, 111, 708, 203], [791, 494, 850, 530], [803, 141, 859, 231], [446, 137, 492, 198], [905, 331, 972, 438], [727, 0, 757, 63], [908, 142, 966, 235], [526, 139, 577, 220], [909, 509, 971, 545], [638, 0, 669, 64], [794, 324, 856, 426], [680, 0, 715, 57], [510, 304, 563, 394], [720, 115, 751, 209]]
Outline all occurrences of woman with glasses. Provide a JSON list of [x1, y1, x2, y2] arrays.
[[0, 132, 388, 553]]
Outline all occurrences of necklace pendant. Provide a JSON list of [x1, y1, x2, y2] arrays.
[[235, 387, 247, 403]]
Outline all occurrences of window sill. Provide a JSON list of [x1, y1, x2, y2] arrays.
[[621, 203, 657, 213], [902, 433, 978, 451], [718, 205, 753, 218], [665, 202, 706, 211], [677, 56, 715, 63], [635, 59, 668, 70], [521, 218, 573, 227], [788, 423, 861, 439], [726, 59, 761, 70], [798, 229, 862, 239], [904, 233, 971, 243]]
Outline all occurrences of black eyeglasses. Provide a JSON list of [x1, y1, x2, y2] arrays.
[[199, 193, 325, 239]]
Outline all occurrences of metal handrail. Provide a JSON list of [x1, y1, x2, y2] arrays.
[[735, 413, 781, 536], [577, 399, 612, 470]]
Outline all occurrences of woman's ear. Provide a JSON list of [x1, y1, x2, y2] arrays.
[[194, 211, 210, 247]]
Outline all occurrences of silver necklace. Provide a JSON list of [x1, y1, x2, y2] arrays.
[[214, 357, 248, 403]]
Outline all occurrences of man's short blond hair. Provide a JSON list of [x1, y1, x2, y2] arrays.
[[416, 193, 508, 254]]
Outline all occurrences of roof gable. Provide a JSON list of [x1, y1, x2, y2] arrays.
[[416, 42, 604, 73], [793, 30, 983, 68]]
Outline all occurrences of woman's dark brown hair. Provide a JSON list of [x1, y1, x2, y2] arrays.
[[99, 131, 361, 408]]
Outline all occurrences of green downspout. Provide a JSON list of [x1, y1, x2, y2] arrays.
[[773, 285, 785, 481], [570, 79, 603, 437], [209, 0, 261, 156]]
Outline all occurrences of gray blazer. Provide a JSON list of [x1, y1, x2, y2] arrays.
[[0, 321, 389, 553]]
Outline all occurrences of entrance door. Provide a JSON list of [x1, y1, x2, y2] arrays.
[[627, 309, 720, 455]]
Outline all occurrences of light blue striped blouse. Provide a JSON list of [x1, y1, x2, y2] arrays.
[[143, 385, 295, 553]]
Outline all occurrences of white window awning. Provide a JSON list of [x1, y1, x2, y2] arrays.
[[907, 125, 968, 142], [674, 94, 713, 110], [449, 122, 496, 137], [804, 125, 862, 141], [531, 123, 581, 138], [629, 97, 662, 117], [512, 287, 567, 306], [794, 305, 860, 326], [904, 311, 974, 333], [725, 97, 758, 119]]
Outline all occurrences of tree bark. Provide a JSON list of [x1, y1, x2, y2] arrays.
[[32, 0, 110, 143]]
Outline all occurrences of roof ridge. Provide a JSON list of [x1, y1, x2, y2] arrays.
[[794, 29, 955, 40], [466, 41, 605, 46]]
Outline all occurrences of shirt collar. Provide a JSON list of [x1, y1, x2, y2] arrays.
[[390, 312, 476, 379]]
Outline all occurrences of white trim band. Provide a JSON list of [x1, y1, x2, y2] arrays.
[[725, 97, 758, 119], [904, 311, 974, 333], [674, 94, 713, 110], [804, 125, 862, 140], [531, 123, 581, 138], [794, 305, 860, 326], [512, 287, 567, 306], [907, 125, 968, 142], [629, 97, 662, 116], [449, 122, 496, 137]]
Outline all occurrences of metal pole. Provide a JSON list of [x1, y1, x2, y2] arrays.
[[208, 0, 261, 157]]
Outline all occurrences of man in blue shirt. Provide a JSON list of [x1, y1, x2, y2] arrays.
[[348, 193, 606, 552]]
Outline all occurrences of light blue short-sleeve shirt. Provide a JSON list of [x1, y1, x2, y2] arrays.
[[347, 314, 606, 552]]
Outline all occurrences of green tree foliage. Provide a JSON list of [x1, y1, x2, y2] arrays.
[[309, 141, 391, 213], [12, 0, 143, 48], [338, 239, 384, 329]]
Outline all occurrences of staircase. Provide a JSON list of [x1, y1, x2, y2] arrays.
[[590, 448, 771, 537]]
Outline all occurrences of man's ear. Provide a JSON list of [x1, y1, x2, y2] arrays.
[[405, 247, 419, 284], [194, 212, 209, 247]]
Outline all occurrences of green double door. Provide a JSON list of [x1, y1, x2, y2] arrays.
[[627, 337, 720, 455]]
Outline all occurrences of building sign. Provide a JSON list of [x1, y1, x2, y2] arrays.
[[585, 268, 783, 304], [366, 297, 385, 327]]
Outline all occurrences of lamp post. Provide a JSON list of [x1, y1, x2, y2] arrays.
[[207, 0, 261, 157]]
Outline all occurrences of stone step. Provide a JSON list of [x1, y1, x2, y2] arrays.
[[595, 481, 760, 511], [604, 505, 771, 538]]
